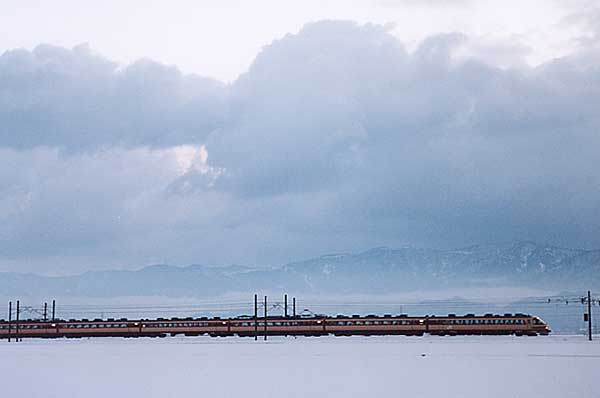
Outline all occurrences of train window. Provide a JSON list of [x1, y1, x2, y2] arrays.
[[382, 321, 390, 325]]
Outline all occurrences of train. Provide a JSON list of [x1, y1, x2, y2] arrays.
[[0, 313, 550, 339]]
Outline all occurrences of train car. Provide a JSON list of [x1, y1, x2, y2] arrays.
[[0, 313, 550, 340]]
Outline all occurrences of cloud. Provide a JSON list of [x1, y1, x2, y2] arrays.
[[376, 0, 473, 8], [0, 43, 227, 150], [1, 21, 600, 273]]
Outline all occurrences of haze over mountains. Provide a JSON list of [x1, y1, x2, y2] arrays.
[[1, 241, 598, 298]]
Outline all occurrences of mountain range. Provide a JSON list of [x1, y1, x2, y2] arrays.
[[1, 241, 599, 297]]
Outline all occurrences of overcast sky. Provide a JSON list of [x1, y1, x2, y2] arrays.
[[0, 0, 596, 81], [1, 1, 600, 274]]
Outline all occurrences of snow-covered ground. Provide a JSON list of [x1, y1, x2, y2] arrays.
[[2, 335, 599, 398]]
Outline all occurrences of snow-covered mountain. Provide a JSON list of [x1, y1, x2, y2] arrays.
[[1, 241, 598, 297]]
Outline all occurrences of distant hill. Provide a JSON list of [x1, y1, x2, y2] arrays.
[[1, 241, 599, 297]]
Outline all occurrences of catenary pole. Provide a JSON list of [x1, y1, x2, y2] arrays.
[[8, 301, 12, 342], [254, 294, 258, 341], [52, 300, 56, 321], [264, 295, 268, 341], [293, 297, 296, 317], [16, 300, 20, 342], [588, 290, 593, 341]]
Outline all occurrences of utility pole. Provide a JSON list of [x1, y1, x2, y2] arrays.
[[284, 294, 288, 317], [254, 294, 258, 341], [588, 290, 592, 341], [8, 301, 12, 343], [52, 300, 55, 321], [43, 302, 48, 322], [264, 295, 267, 341], [293, 297, 296, 317], [16, 300, 20, 342]]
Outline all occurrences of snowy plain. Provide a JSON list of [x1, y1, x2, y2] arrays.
[[2, 335, 599, 398]]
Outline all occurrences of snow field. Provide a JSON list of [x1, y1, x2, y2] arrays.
[[2, 335, 599, 398]]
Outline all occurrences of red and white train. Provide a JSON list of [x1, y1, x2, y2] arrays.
[[0, 313, 550, 339]]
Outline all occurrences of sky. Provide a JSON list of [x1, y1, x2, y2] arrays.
[[0, 0, 595, 82], [1, 0, 600, 274]]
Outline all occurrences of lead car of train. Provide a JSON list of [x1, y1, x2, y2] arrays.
[[0, 313, 549, 339]]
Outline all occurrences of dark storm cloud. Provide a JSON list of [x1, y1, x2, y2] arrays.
[[1, 21, 600, 273]]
